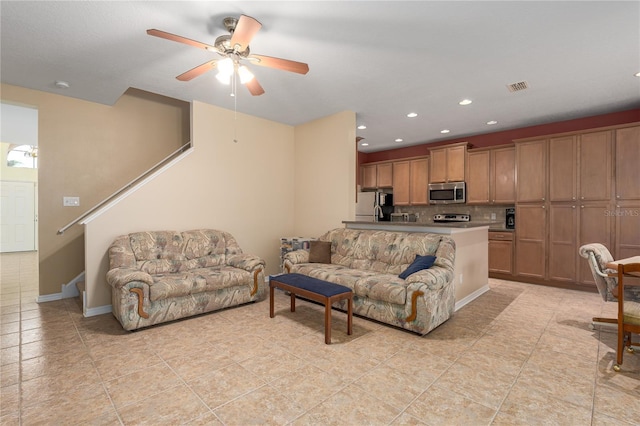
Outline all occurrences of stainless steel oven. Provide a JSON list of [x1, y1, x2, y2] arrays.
[[428, 181, 466, 204]]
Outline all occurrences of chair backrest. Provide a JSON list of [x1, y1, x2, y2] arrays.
[[578, 243, 618, 302]]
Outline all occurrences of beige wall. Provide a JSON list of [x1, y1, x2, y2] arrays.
[[0, 84, 190, 296], [84, 101, 297, 309], [293, 111, 356, 237]]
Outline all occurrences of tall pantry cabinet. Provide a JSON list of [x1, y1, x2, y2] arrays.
[[514, 123, 639, 290]]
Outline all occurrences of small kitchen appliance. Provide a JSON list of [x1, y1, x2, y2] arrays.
[[506, 208, 515, 229], [433, 213, 470, 223]]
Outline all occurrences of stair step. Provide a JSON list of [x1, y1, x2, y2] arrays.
[[76, 281, 85, 294]]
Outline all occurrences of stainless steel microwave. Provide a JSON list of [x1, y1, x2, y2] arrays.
[[428, 181, 466, 204]]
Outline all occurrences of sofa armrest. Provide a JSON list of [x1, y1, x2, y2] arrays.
[[404, 266, 454, 291], [283, 249, 309, 265], [106, 268, 153, 289], [226, 253, 266, 272]]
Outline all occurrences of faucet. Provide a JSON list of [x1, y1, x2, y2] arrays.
[[373, 204, 383, 222]]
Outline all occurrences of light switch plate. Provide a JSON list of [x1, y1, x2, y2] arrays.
[[490, 213, 497, 220], [63, 196, 79, 207]]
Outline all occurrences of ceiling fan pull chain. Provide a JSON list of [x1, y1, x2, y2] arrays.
[[233, 72, 238, 143]]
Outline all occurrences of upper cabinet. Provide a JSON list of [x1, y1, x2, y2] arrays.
[[467, 146, 515, 204], [429, 142, 467, 183], [615, 125, 640, 201], [516, 139, 547, 203], [362, 164, 377, 189], [361, 162, 393, 189], [393, 157, 429, 206]]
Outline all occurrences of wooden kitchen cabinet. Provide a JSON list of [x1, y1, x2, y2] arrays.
[[549, 136, 578, 202], [467, 146, 515, 204], [548, 203, 578, 283], [615, 125, 640, 201], [516, 139, 547, 203], [579, 131, 612, 202], [429, 142, 467, 183], [492, 146, 516, 203], [466, 149, 490, 204], [515, 204, 546, 279], [577, 202, 612, 286], [489, 231, 514, 274], [362, 164, 377, 189], [392, 161, 411, 205], [393, 158, 429, 205], [361, 162, 393, 189], [615, 201, 640, 287], [409, 158, 429, 205], [548, 131, 612, 203]]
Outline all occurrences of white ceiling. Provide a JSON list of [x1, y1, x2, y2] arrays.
[[1, 1, 639, 152]]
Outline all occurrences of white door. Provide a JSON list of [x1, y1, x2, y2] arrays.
[[0, 181, 36, 252]]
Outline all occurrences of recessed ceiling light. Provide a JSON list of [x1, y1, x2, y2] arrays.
[[440, 129, 450, 134], [458, 99, 472, 106], [395, 138, 403, 142], [54, 80, 70, 89], [635, 72, 640, 77], [361, 142, 369, 146], [407, 112, 418, 118], [486, 120, 498, 125], [357, 125, 367, 130]]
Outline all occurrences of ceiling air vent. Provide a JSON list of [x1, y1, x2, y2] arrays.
[[507, 81, 529, 92]]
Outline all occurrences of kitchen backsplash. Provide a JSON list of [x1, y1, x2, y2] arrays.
[[395, 204, 514, 224]]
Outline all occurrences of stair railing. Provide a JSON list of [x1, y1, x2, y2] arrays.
[[57, 141, 192, 235]]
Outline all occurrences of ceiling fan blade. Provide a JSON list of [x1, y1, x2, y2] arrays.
[[176, 60, 217, 81], [147, 29, 216, 51], [251, 54, 309, 75], [229, 15, 262, 51], [245, 77, 265, 96]]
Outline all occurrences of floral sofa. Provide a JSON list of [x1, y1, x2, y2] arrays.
[[106, 229, 266, 331], [283, 228, 456, 335]]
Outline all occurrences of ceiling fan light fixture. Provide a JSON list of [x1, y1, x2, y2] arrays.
[[238, 65, 254, 83], [218, 58, 234, 76], [216, 71, 231, 85]]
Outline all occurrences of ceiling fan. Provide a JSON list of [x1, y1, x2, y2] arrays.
[[147, 15, 309, 96]]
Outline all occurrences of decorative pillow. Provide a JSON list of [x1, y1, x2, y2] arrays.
[[399, 254, 436, 279], [309, 241, 332, 264]]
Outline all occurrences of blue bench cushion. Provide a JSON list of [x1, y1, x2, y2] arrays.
[[272, 273, 351, 297]]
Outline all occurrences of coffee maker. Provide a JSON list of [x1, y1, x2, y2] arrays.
[[506, 208, 515, 229]]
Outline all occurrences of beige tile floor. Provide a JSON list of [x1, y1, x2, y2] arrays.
[[1, 251, 640, 425]]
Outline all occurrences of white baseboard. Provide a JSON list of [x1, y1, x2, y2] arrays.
[[36, 292, 62, 303], [455, 284, 490, 311], [84, 304, 112, 317]]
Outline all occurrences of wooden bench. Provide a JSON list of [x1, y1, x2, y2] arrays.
[[269, 273, 353, 344]]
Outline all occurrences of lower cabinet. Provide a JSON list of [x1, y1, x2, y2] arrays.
[[515, 204, 546, 279], [489, 231, 514, 274]]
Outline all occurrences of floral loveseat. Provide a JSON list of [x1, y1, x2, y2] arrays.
[[283, 228, 456, 335], [107, 229, 266, 330]]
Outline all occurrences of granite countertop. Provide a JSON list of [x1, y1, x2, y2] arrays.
[[343, 220, 515, 231]]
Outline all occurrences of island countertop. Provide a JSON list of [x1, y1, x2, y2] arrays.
[[342, 220, 490, 235]]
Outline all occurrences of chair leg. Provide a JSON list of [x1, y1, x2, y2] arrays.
[[614, 329, 625, 372]]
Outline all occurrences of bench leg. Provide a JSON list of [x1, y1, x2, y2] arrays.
[[269, 284, 274, 318], [347, 296, 353, 336], [325, 300, 332, 344], [290, 292, 296, 312]]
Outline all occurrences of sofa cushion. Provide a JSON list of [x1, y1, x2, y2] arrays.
[[309, 241, 332, 264], [354, 274, 407, 305], [129, 231, 185, 261], [320, 229, 443, 274], [399, 254, 437, 279], [182, 229, 230, 265], [289, 263, 376, 290], [149, 266, 252, 301]]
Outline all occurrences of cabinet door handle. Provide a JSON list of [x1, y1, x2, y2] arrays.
[[542, 197, 545, 201], [581, 205, 584, 209], [572, 206, 576, 209], [616, 195, 621, 199]]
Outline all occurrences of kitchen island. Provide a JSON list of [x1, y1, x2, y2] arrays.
[[342, 221, 490, 310]]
